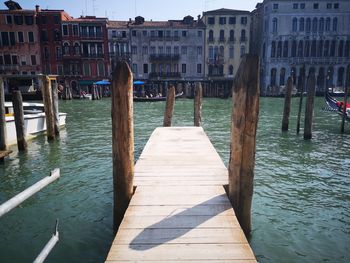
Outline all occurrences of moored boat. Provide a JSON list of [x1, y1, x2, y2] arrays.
[[324, 92, 350, 122], [133, 92, 183, 102], [4, 102, 67, 145]]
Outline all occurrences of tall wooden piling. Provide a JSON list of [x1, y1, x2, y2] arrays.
[[163, 85, 175, 127], [12, 91, 27, 151], [194, 82, 203, 127], [304, 72, 316, 140], [41, 75, 55, 141], [51, 80, 60, 136], [296, 67, 305, 134], [282, 77, 293, 131], [228, 55, 260, 235], [0, 77, 6, 151], [111, 61, 134, 232]]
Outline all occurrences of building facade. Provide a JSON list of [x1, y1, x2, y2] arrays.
[[202, 9, 251, 82], [254, 0, 350, 95], [0, 1, 41, 75]]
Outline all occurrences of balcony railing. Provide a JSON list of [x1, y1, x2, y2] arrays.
[[0, 65, 19, 70], [207, 37, 215, 43], [207, 58, 224, 65], [81, 53, 105, 58], [219, 37, 226, 43], [270, 56, 348, 64], [149, 72, 181, 79], [228, 37, 236, 43], [240, 37, 247, 43], [149, 54, 180, 61], [208, 72, 224, 77]]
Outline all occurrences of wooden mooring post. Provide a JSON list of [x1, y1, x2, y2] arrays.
[[341, 65, 350, 133], [41, 76, 55, 141], [282, 77, 293, 132], [194, 82, 203, 127], [12, 90, 27, 151], [51, 80, 60, 136], [304, 71, 316, 140], [163, 85, 175, 127], [296, 67, 305, 134], [111, 61, 134, 232], [0, 77, 6, 151], [228, 55, 260, 235]]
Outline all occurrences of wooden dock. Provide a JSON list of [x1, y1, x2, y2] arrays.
[[106, 127, 256, 262]]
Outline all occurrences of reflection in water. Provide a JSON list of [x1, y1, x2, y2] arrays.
[[0, 97, 349, 263]]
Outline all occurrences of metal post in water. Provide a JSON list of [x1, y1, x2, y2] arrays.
[[33, 220, 59, 263]]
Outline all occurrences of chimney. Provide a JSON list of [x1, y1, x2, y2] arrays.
[[35, 5, 40, 12], [197, 15, 201, 21]]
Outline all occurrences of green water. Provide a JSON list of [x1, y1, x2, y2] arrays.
[[0, 97, 349, 262]]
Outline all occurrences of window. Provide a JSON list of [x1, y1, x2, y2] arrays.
[[208, 30, 214, 41], [327, 3, 332, 9], [0, 55, 3, 65], [293, 3, 298, 9], [142, 46, 148, 55], [229, 46, 234, 58], [122, 31, 127, 38], [41, 16, 47, 24], [219, 17, 226, 25], [166, 46, 171, 55], [88, 26, 94, 37], [44, 47, 49, 59], [158, 30, 163, 38], [54, 15, 60, 24], [74, 43, 80, 55], [158, 46, 163, 54], [291, 40, 297, 57], [56, 47, 62, 59], [300, 3, 305, 9], [143, 30, 148, 36], [319, 18, 324, 32], [31, 55, 36, 65], [14, 15, 23, 25], [229, 17, 236, 24], [63, 43, 70, 55], [4, 54, 11, 65], [28, 32, 34, 43], [272, 18, 278, 33], [181, 64, 186, 73], [73, 25, 79, 36], [132, 30, 136, 37], [54, 30, 60, 41], [197, 46, 202, 56], [18, 32, 24, 43], [219, 30, 225, 41], [283, 41, 289, 57], [292, 18, 297, 32], [131, 46, 137, 55], [240, 45, 246, 57], [1, 32, 9, 46], [6, 15, 12, 24], [12, 55, 17, 65], [143, 64, 148, 74], [181, 46, 187, 55], [334, 3, 339, 9], [229, 30, 235, 41], [273, 4, 278, 9], [338, 40, 344, 57], [240, 29, 246, 42], [173, 31, 178, 37], [306, 18, 311, 31], [197, 31, 202, 37], [313, 3, 319, 9], [112, 30, 117, 38], [277, 41, 282, 57], [41, 30, 48, 41], [325, 17, 331, 31], [208, 17, 215, 25], [241, 17, 247, 25], [9, 32, 15, 46], [229, 65, 233, 75], [25, 15, 34, 25], [312, 18, 318, 32], [150, 46, 156, 54], [62, 25, 68, 36], [98, 61, 105, 76], [182, 31, 187, 37], [333, 17, 337, 31], [83, 63, 90, 76], [271, 41, 276, 57], [299, 18, 305, 31], [197, 64, 202, 74]]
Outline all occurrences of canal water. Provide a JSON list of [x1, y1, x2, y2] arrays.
[[0, 97, 349, 262]]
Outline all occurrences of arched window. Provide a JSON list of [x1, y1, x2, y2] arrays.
[[229, 30, 234, 42], [208, 30, 214, 41], [277, 41, 282, 57], [327, 66, 334, 86], [338, 40, 344, 57], [317, 40, 323, 57], [325, 18, 331, 31], [272, 18, 278, 33], [229, 65, 233, 75], [306, 18, 311, 31], [305, 40, 310, 57], [337, 67, 344, 87], [299, 18, 305, 31], [283, 41, 289, 57], [271, 41, 276, 57], [330, 40, 336, 57], [345, 41, 350, 57], [292, 17, 297, 32], [311, 40, 317, 57], [297, 40, 303, 57], [63, 42, 69, 55], [83, 63, 90, 76], [270, 68, 277, 86], [319, 18, 324, 32], [240, 45, 246, 57], [291, 40, 297, 57], [263, 42, 266, 58], [333, 17, 338, 31], [219, 30, 225, 41], [98, 61, 105, 76], [312, 18, 318, 32], [74, 43, 80, 55], [280, 68, 286, 86], [240, 29, 246, 42], [324, 40, 330, 57], [219, 46, 224, 57]]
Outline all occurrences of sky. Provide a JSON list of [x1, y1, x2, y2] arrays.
[[16, 0, 259, 21]]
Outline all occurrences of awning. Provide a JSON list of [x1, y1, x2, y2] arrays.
[[133, 81, 145, 85], [94, 80, 110, 85]]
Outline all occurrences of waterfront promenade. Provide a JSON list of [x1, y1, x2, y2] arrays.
[[106, 127, 256, 262]]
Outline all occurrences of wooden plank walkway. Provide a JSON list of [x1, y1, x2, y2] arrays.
[[106, 127, 256, 262]]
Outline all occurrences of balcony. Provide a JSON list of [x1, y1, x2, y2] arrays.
[[207, 37, 215, 43], [81, 53, 105, 58], [228, 37, 236, 43], [219, 37, 226, 43], [207, 58, 224, 65], [0, 65, 19, 71], [149, 54, 180, 62], [80, 32, 103, 39], [240, 37, 247, 43], [270, 56, 348, 65], [208, 72, 224, 77], [149, 72, 181, 79]]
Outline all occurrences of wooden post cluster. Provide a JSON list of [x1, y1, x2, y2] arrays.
[[111, 61, 134, 232], [194, 82, 203, 127], [0, 77, 6, 152], [228, 55, 260, 235], [12, 90, 27, 151], [163, 85, 175, 127], [296, 67, 305, 134], [303, 72, 316, 140], [41, 75, 55, 141], [282, 77, 293, 131]]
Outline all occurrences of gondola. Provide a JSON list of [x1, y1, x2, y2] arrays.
[[325, 91, 350, 122], [133, 92, 183, 102]]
